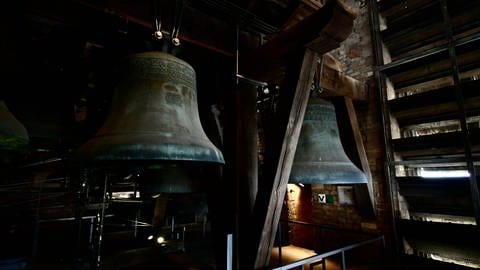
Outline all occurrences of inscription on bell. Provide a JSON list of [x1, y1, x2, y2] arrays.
[[304, 104, 336, 121], [75, 51, 225, 164], [129, 57, 195, 89], [304, 103, 337, 131], [289, 99, 367, 184], [166, 92, 182, 106]]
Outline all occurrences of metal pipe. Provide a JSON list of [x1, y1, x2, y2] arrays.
[[96, 175, 108, 270], [182, 226, 186, 251], [227, 233, 233, 270], [19, 157, 63, 168], [236, 74, 268, 87], [38, 214, 114, 223], [89, 217, 95, 250], [134, 209, 140, 238], [236, 23, 239, 85]]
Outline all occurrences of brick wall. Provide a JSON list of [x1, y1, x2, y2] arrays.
[[331, 0, 374, 81]]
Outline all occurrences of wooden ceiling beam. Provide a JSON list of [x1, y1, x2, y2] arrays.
[[281, 0, 326, 30], [316, 54, 369, 101], [241, 0, 355, 82]]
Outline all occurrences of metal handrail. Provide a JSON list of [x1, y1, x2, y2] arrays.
[[271, 235, 385, 270], [280, 219, 380, 237], [271, 220, 385, 270]]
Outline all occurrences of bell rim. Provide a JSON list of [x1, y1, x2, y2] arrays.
[[73, 135, 225, 165]]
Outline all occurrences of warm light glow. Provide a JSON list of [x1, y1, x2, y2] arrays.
[[419, 168, 470, 178], [147, 235, 154, 240], [156, 236, 165, 244], [154, 30, 163, 40], [111, 191, 135, 199], [287, 184, 301, 200], [172, 37, 180, 46]]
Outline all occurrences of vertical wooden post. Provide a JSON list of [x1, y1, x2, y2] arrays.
[[253, 49, 319, 269], [345, 97, 376, 218], [235, 82, 259, 269]]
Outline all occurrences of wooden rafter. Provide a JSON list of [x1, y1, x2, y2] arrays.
[[317, 53, 369, 101]]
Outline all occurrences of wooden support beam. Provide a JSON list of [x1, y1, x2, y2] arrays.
[[317, 54, 369, 101], [242, 0, 355, 82], [253, 49, 318, 269], [281, 0, 326, 30], [234, 82, 259, 270], [332, 97, 376, 219], [306, 0, 356, 54], [344, 97, 376, 219], [238, 1, 357, 268]]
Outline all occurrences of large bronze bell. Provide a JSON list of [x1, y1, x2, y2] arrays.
[[75, 52, 224, 164], [289, 99, 367, 184]]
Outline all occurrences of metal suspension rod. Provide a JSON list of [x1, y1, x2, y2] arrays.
[[236, 23, 239, 85], [171, 0, 185, 43], [151, 0, 163, 40]]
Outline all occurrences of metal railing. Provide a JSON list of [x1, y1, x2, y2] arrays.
[[271, 220, 385, 270]]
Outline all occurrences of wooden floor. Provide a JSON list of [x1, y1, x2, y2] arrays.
[[270, 245, 383, 270]]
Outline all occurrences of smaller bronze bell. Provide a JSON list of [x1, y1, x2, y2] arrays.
[[289, 99, 367, 184]]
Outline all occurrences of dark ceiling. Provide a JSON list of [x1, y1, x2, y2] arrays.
[[0, 0, 325, 164], [0, 0, 309, 159]]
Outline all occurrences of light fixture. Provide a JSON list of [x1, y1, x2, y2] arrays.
[[151, 0, 184, 47], [156, 236, 165, 244]]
